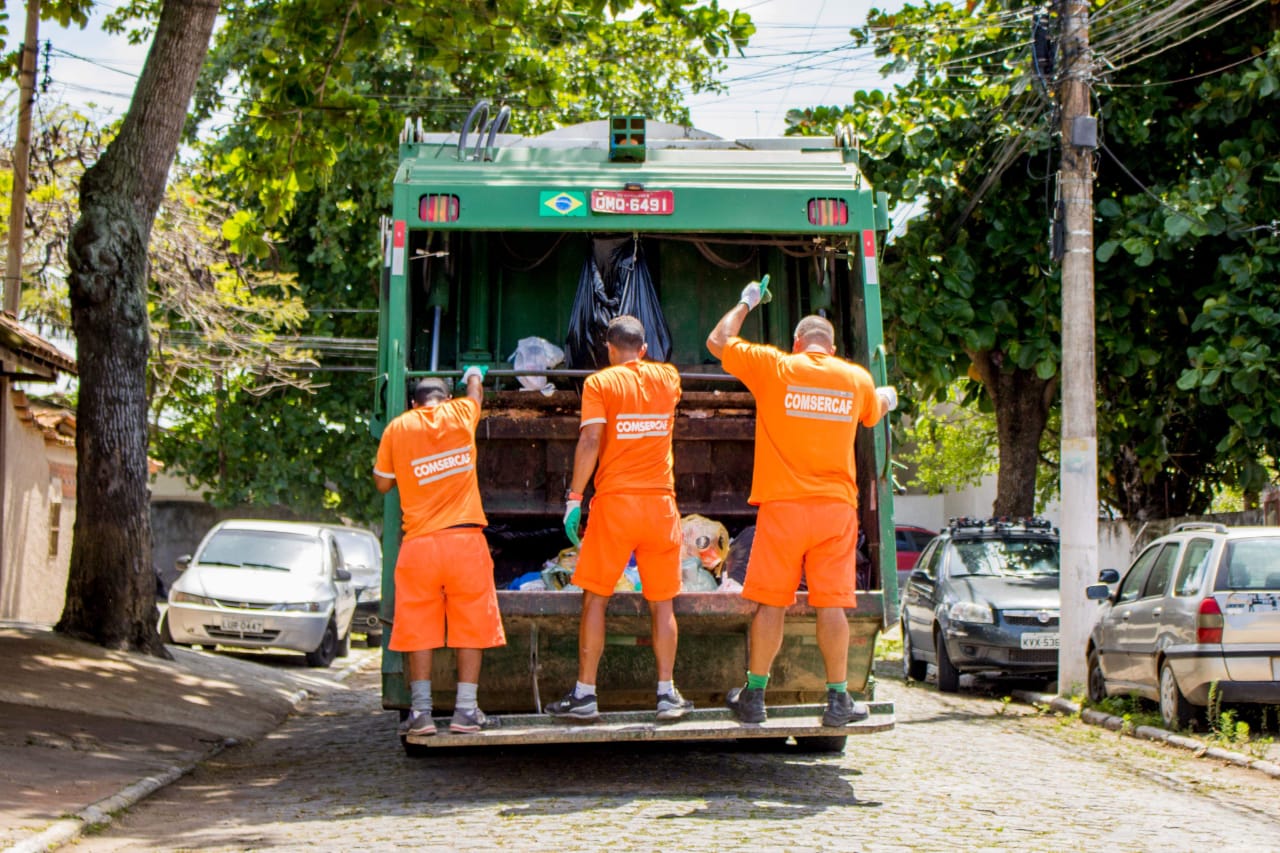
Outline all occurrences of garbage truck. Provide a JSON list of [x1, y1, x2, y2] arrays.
[[372, 109, 899, 754]]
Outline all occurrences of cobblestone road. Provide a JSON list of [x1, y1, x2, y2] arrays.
[[76, 650, 1278, 852]]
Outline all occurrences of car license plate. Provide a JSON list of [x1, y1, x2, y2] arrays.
[[220, 616, 264, 634], [1020, 633, 1060, 650], [590, 189, 674, 215]]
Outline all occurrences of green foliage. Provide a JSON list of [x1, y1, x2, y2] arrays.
[[900, 383, 999, 494]]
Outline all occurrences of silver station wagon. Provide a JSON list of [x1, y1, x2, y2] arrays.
[[1086, 523, 1280, 729]]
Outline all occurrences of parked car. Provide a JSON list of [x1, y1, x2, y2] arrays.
[[1085, 523, 1280, 730], [161, 520, 357, 667], [901, 517, 1061, 692], [325, 525, 383, 647], [895, 524, 937, 591]]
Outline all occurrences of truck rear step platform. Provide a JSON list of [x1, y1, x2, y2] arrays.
[[405, 701, 894, 748]]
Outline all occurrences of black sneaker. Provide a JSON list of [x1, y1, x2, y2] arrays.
[[726, 684, 766, 724], [449, 707, 489, 734], [546, 690, 600, 721], [822, 690, 869, 726], [656, 687, 694, 721]]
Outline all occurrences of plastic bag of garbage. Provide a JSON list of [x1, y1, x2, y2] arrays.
[[681, 514, 730, 576], [615, 242, 672, 363], [681, 556, 719, 592], [565, 239, 671, 370], [509, 336, 564, 395]]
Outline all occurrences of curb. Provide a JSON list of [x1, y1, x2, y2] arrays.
[[3, 652, 377, 853], [1012, 690, 1280, 781]]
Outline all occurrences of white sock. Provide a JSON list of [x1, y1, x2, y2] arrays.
[[456, 682, 478, 711], [410, 679, 432, 715], [574, 681, 596, 699], [657, 680, 673, 696]]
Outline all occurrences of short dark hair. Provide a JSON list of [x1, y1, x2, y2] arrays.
[[793, 315, 835, 348], [412, 378, 450, 405], [606, 315, 646, 351]]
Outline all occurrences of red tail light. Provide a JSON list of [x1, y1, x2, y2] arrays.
[[420, 194, 460, 222], [1197, 597, 1223, 644], [807, 198, 849, 226]]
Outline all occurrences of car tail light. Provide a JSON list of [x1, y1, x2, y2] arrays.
[[420, 194, 460, 222], [807, 198, 849, 226], [1197, 597, 1224, 644]]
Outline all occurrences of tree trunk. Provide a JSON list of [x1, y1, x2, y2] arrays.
[[57, 0, 219, 653], [968, 349, 1056, 518]]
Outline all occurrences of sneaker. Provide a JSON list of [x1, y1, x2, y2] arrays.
[[822, 690, 869, 726], [546, 690, 600, 721], [726, 684, 766, 724], [449, 707, 488, 734], [399, 710, 436, 737], [656, 687, 694, 721]]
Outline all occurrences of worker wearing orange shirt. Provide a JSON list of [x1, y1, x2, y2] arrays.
[[547, 315, 693, 722], [706, 278, 896, 727], [373, 370, 505, 738]]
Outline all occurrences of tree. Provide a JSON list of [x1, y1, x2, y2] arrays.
[[55, 1, 220, 653]]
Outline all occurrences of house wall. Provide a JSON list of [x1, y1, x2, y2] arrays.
[[150, 499, 305, 593], [0, 395, 76, 625], [895, 475, 1063, 535]]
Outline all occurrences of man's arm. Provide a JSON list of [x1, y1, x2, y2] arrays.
[[465, 373, 484, 407], [568, 423, 604, 495], [706, 303, 750, 360], [373, 472, 394, 494]]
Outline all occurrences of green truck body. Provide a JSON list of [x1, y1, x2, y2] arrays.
[[373, 116, 898, 749]]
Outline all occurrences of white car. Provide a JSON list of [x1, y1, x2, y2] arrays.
[[161, 520, 357, 667]]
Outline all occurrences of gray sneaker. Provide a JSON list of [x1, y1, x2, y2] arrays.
[[398, 710, 435, 737], [449, 706, 488, 734], [726, 684, 766, 724], [656, 687, 694, 721], [822, 690, 869, 726], [546, 690, 600, 721]]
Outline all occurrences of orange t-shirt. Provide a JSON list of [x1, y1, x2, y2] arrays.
[[374, 398, 487, 539], [721, 337, 882, 506], [580, 360, 681, 496]]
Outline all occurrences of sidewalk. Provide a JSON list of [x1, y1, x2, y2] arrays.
[[0, 623, 367, 853]]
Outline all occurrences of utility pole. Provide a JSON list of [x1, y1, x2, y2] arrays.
[[4, 0, 41, 315], [1056, 0, 1098, 694]]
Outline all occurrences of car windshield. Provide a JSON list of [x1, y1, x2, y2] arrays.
[[197, 530, 323, 574], [1218, 538, 1280, 591], [332, 531, 377, 569], [948, 539, 1060, 578]]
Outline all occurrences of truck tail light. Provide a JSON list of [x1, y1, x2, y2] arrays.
[[807, 198, 848, 226], [1196, 597, 1224, 644], [420, 194, 460, 222]]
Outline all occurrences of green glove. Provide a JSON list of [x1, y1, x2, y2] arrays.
[[739, 274, 772, 309], [563, 500, 582, 547]]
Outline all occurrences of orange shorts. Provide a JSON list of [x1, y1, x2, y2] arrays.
[[573, 493, 682, 602], [743, 499, 859, 608], [389, 528, 506, 651]]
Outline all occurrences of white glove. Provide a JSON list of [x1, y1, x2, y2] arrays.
[[461, 365, 486, 384], [738, 275, 772, 310], [876, 386, 898, 412]]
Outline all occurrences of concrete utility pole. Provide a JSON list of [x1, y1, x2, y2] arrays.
[[1057, 0, 1098, 694], [4, 0, 40, 315]]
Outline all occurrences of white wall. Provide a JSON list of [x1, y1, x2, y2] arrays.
[[894, 473, 1062, 534]]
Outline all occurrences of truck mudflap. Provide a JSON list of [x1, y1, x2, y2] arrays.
[[404, 702, 894, 748]]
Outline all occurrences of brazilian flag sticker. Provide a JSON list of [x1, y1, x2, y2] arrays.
[[540, 191, 586, 217]]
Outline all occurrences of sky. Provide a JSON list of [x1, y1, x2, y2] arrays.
[[5, 0, 895, 141]]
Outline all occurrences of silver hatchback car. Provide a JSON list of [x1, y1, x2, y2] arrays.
[[1085, 523, 1280, 729]]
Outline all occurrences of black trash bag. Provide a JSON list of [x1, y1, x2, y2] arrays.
[[564, 239, 672, 369]]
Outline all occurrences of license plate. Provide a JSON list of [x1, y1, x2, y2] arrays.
[[220, 616, 264, 634], [590, 189, 674, 215], [1020, 633, 1060, 650]]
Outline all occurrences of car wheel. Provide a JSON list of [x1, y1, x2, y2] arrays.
[[901, 622, 928, 682], [305, 619, 339, 668], [935, 633, 960, 693], [1159, 660, 1198, 730], [336, 628, 351, 659], [793, 735, 847, 753], [1086, 648, 1107, 704]]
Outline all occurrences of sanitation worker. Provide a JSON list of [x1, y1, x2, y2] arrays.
[[373, 369, 505, 737], [548, 314, 694, 722], [706, 277, 896, 727]]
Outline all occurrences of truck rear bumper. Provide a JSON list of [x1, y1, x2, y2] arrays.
[[404, 702, 894, 748]]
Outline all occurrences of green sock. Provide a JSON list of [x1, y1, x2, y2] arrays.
[[826, 681, 848, 693], [746, 672, 769, 690]]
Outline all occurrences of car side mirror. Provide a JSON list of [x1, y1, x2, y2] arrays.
[[175, 554, 191, 572], [335, 568, 352, 582], [1086, 583, 1112, 601], [1097, 568, 1120, 584]]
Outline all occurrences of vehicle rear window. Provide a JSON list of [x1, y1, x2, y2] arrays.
[[1173, 538, 1214, 597], [947, 539, 1059, 578], [1216, 538, 1280, 591], [198, 530, 323, 574]]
